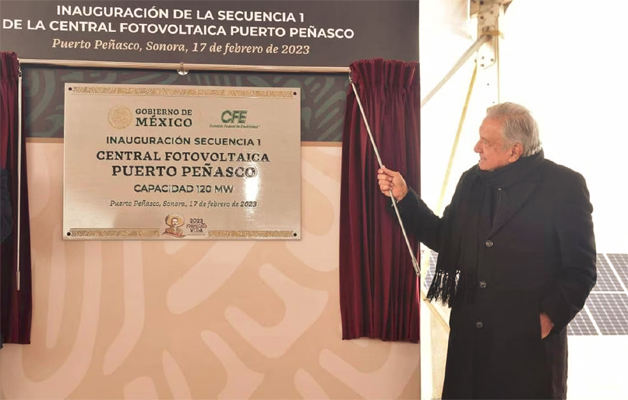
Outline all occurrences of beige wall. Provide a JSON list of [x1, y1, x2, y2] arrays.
[[0, 142, 420, 399]]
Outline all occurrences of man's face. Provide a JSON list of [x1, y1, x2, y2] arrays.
[[473, 117, 513, 171]]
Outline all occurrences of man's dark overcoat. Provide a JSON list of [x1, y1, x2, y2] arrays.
[[398, 153, 596, 399]]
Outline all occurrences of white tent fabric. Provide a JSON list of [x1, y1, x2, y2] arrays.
[[420, 0, 628, 398]]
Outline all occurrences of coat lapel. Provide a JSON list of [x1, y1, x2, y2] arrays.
[[488, 174, 542, 237]]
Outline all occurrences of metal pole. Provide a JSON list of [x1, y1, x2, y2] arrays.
[[16, 62, 22, 291], [17, 58, 350, 74], [420, 34, 490, 108]]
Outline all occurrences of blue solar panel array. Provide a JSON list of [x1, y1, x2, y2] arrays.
[[423, 251, 628, 336]]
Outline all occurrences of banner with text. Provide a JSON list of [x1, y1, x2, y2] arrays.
[[63, 83, 301, 240], [1, 0, 419, 67]]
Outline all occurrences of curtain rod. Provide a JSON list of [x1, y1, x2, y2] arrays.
[[18, 58, 350, 74]]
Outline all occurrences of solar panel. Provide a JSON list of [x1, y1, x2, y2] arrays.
[[567, 307, 598, 336], [585, 293, 628, 335], [561, 253, 628, 336], [593, 254, 624, 292], [607, 253, 628, 288], [423, 249, 437, 288]]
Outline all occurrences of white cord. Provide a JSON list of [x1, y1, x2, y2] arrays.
[[17, 61, 22, 291]]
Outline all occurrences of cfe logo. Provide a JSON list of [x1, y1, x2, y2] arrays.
[[210, 109, 258, 130], [221, 110, 247, 124]]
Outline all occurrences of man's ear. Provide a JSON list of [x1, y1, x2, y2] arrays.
[[510, 143, 523, 162]]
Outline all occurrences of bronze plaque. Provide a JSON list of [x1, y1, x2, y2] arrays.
[[63, 84, 301, 240]]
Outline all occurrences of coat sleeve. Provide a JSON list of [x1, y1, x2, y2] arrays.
[[1, 168, 13, 242], [541, 171, 597, 333], [394, 169, 471, 252], [395, 188, 445, 251]]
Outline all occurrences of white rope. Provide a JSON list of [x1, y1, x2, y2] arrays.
[[348, 75, 420, 276]]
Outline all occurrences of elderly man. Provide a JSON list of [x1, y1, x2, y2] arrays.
[[378, 102, 596, 399]]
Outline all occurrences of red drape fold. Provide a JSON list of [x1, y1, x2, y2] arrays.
[[1, 51, 32, 345], [339, 59, 421, 342]]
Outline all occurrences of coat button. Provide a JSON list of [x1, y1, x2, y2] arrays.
[[476, 321, 484, 329], [479, 281, 487, 289], [485, 240, 494, 248]]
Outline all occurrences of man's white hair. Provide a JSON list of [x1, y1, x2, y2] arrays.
[[486, 102, 542, 157]]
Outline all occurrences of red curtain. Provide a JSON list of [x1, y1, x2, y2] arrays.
[[1, 51, 32, 345], [339, 59, 421, 342]]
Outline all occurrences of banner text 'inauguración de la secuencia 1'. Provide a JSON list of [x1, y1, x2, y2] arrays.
[[63, 83, 301, 240], [0, 1, 419, 67]]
